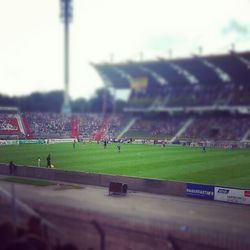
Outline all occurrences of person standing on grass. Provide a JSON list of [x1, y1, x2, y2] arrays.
[[46, 153, 51, 168], [116, 143, 121, 153], [73, 140, 76, 150], [38, 157, 41, 167], [104, 139, 107, 149]]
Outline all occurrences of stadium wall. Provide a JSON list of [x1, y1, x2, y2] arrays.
[[0, 164, 186, 197]]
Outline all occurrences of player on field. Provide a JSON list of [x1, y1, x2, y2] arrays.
[[104, 139, 107, 149], [116, 143, 121, 153]]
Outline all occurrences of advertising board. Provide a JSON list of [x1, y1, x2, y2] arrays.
[[47, 138, 75, 144], [186, 183, 214, 200], [0, 140, 19, 146], [19, 139, 45, 144], [214, 187, 250, 205]]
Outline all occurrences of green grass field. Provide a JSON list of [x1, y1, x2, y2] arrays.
[[2, 176, 55, 186], [0, 143, 249, 188]]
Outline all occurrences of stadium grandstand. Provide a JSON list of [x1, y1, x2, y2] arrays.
[[91, 51, 250, 146], [1, 51, 250, 146]]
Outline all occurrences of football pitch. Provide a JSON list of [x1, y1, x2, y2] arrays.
[[0, 143, 249, 189]]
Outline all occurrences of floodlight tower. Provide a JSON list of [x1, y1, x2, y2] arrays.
[[60, 0, 73, 113]]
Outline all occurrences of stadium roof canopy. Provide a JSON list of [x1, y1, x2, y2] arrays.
[[92, 51, 250, 89]]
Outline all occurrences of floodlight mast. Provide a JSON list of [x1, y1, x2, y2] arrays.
[[60, 0, 73, 114]]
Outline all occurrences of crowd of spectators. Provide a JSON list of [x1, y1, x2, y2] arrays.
[[0, 111, 249, 143], [0, 114, 19, 132], [106, 114, 126, 139], [25, 113, 71, 139], [125, 117, 185, 139], [122, 115, 250, 142], [0, 114, 23, 141], [77, 113, 103, 139], [184, 116, 250, 141]]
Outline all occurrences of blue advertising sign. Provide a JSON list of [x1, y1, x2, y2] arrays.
[[186, 183, 214, 200]]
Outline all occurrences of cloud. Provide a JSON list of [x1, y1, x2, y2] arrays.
[[222, 19, 250, 35]]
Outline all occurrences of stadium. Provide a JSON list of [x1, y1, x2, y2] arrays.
[[1, 1, 250, 250]]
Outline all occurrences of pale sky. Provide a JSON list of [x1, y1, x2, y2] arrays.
[[0, 0, 250, 100]]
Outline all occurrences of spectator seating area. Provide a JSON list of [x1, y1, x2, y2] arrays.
[[88, 51, 250, 143], [0, 114, 21, 134], [0, 114, 25, 140], [124, 117, 185, 140], [25, 112, 72, 139], [183, 116, 250, 141], [126, 115, 250, 142], [105, 114, 127, 139], [1, 112, 250, 143], [77, 113, 103, 140]]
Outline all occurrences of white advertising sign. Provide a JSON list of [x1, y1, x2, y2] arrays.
[[47, 138, 75, 144], [0, 140, 19, 146], [215, 187, 250, 205]]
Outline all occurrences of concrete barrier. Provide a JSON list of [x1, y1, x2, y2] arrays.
[[0, 164, 186, 197], [99, 174, 186, 196]]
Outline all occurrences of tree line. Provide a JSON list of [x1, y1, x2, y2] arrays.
[[0, 88, 126, 113]]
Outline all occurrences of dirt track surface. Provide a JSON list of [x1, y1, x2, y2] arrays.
[[1, 180, 250, 250]]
